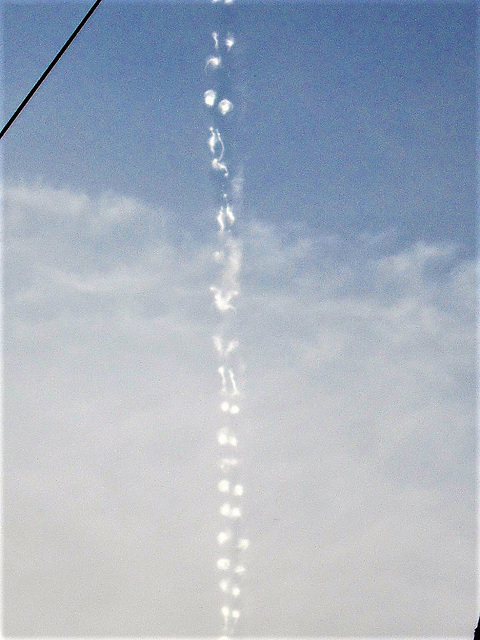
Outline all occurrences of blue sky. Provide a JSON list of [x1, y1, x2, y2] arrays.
[[4, 1, 476, 249], [2, 1, 477, 637]]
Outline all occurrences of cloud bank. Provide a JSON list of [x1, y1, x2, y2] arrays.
[[3, 183, 476, 636]]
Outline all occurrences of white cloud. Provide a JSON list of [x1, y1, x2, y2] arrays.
[[3, 183, 476, 636]]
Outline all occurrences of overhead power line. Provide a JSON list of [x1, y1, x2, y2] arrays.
[[0, 0, 105, 140]]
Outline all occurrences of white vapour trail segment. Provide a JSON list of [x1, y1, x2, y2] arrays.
[[205, 2, 249, 637]]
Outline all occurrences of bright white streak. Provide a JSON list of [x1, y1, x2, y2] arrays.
[[206, 22, 247, 634], [217, 531, 231, 544], [216, 209, 225, 233], [225, 203, 235, 224], [218, 99, 233, 115], [237, 538, 250, 550], [220, 503, 231, 516], [209, 128, 225, 161], [221, 607, 231, 628], [210, 286, 238, 312], [212, 158, 229, 177], [217, 130, 225, 160], [217, 558, 231, 570], [217, 428, 229, 445], [208, 127, 217, 154], [219, 579, 230, 592], [222, 606, 230, 629], [204, 90, 217, 106], [228, 369, 239, 395], [206, 56, 221, 70], [218, 479, 230, 493], [218, 366, 227, 393], [217, 203, 235, 234]]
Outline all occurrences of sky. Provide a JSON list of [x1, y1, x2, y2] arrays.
[[2, 0, 477, 637]]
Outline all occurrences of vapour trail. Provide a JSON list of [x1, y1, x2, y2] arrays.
[[204, 2, 249, 637]]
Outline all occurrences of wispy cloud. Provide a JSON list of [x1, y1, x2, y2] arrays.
[[3, 183, 476, 636]]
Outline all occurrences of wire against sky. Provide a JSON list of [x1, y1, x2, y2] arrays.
[[204, 0, 249, 636], [0, 0, 104, 140]]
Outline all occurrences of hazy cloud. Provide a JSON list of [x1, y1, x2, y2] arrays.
[[3, 183, 476, 636]]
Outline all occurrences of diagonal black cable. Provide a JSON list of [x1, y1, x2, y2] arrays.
[[0, 0, 105, 140]]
